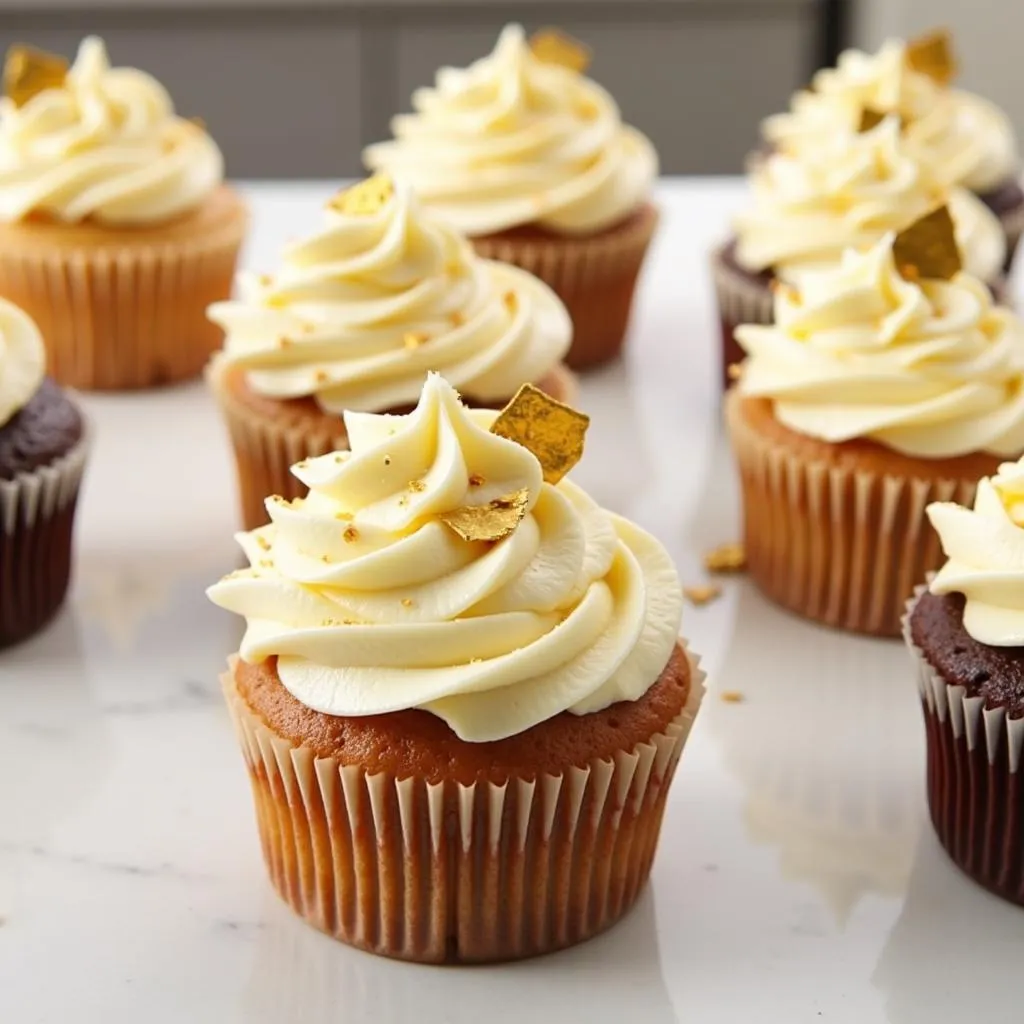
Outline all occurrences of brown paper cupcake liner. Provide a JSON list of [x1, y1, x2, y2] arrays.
[[0, 198, 246, 392], [472, 205, 659, 371], [709, 244, 773, 393], [727, 392, 977, 637], [221, 649, 704, 963], [0, 426, 89, 646], [904, 586, 1024, 904]]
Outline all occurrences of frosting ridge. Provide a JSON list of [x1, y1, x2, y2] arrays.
[[0, 296, 44, 427]]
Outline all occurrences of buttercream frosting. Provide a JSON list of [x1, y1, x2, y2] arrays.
[[735, 118, 1006, 283], [0, 36, 223, 225], [363, 24, 657, 237], [208, 178, 571, 413], [929, 458, 1024, 645], [763, 40, 1019, 195], [735, 233, 1024, 459], [207, 374, 683, 742], [0, 296, 44, 427]]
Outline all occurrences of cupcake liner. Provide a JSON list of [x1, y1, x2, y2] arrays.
[[904, 586, 1024, 905], [221, 648, 704, 964], [472, 205, 659, 371], [709, 244, 773, 393], [0, 195, 246, 392], [999, 194, 1024, 275], [0, 425, 89, 647], [727, 392, 977, 637]]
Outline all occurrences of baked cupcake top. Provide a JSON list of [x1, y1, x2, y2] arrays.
[[734, 118, 1005, 283], [0, 37, 223, 225], [928, 457, 1024, 645], [763, 33, 1019, 196], [208, 176, 572, 414], [207, 374, 683, 742], [362, 25, 657, 237], [0, 294, 44, 426], [734, 215, 1024, 459]]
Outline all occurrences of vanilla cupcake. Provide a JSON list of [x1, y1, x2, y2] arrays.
[[762, 32, 1023, 266], [727, 215, 1024, 636], [209, 373, 703, 962], [208, 175, 573, 530], [0, 38, 246, 390], [364, 25, 658, 369], [714, 118, 1006, 388]]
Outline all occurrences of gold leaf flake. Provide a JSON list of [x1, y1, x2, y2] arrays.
[[404, 331, 430, 350], [893, 205, 962, 282], [502, 290, 518, 313], [490, 384, 590, 484], [529, 28, 591, 73], [720, 690, 745, 704], [703, 543, 747, 574], [448, 311, 466, 327], [408, 480, 426, 493], [401, 598, 414, 608], [906, 28, 957, 85], [3, 45, 67, 108], [327, 173, 394, 216], [858, 106, 900, 132], [468, 473, 485, 487], [343, 526, 359, 542], [683, 585, 722, 607], [439, 488, 529, 543]]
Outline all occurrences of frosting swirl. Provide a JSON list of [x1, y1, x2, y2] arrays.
[[0, 37, 223, 225], [207, 374, 683, 742], [363, 24, 657, 237], [735, 234, 1024, 458], [929, 459, 1024, 644], [735, 118, 1006, 283], [208, 179, 571, 412], [763, 40, 1019, 195], [0, 296, 44, 427]]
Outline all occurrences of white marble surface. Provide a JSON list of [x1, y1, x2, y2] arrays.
[[2, 179, 1024, 1024]]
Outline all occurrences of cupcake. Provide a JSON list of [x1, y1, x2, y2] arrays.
[[761, 30, 1023, 268], [714, 117, 1006, 389], [208, 175, 574, 531], [906, 457, 1024, 904], [364, 25, 658, 370], [208, 373, 703, 963], [726, 210, 1024, 637], [0, 296, 88, 645], [0, 38, 246, 390]]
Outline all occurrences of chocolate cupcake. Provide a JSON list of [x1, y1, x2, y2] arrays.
[[364, 25, 658, 370], [714, 118, 1007, 390], [208, 374, 703, 962], [906, 459, 1024, 904], [208, 176, 574, 531], [0, 298, 87, 645], [760, 30, 1023, 270], [727, 215, 1024, 637]]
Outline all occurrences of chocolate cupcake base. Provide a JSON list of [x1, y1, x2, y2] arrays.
[[905, 587, 1024, 905], [710, 241, 773, 393], [978, 176, 1024, 273]]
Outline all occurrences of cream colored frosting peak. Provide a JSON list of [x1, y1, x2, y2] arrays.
[[929, 459, 1024, 645], [0, 36, 223, 225], [207, 374, 683, 742], [735, 118, 1006, 283], [764, 39, 1019, 195], [735, 234, 1024, 459], [363, 24, 657, 236], [208, 178, 571, 412], [0, 296, 44, 427]]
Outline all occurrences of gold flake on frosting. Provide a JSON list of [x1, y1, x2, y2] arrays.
[[328, 173, 395, 216], [893, 205, 962, 281], [529, 29, 591, 73], [906, 28, 958, 86], [490, 384, 590, 484], [439, 487, 530, 542], [3, 45, 67, 108], [858, 107, 898, 133]]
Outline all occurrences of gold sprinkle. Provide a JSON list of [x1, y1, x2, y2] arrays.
[[502, 290, 518, 313], [439, 488, 530, 542], [3, 45, 68, 108], [720, 690, 745, 704], [893, 205, 962, 282], [529, 28, 591, 73], [906, 28, 957, 86], [469, 473, 485, 487], [408, 480, 426, 493], [321, 619, 340, 627], [727, 363, 743, 382], [703, 543, 747, 574], [683, 585, 722, 607], [384, 456, 392, 466], [315, 370, 329, 384], [334, 511, 352, 521], [448, 311, 466, 327], [401, 598, 414, 608], [255, 535, 270, 551], [334, 454, 344, 463], [404, 331, 430, 350], [398, 496, 408, 507], [327, 173, 394, 216], [343, 526, 359, 542], [490, 384, 590, 485]]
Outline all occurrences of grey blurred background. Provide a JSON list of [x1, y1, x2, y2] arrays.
[[0, 0, 1016, 178]]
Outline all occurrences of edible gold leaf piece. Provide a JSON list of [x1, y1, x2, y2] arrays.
[[490, 383, 590, 484], [858, 106, 900, 133], [439, 488, 529, 543], [720, 690, 745, 704], [529, 29, 591, 74], [703, 543, 747, 574], [893, 205, 962, 281], [404, 331, 429, 350], [4, 45, 67, 108], [906, 28, 957, 85], [683, 584, 722, 607], [328, 173, 394, 216]]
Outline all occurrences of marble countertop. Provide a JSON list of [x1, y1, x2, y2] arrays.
[[2, 179, 1023, 1024]]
